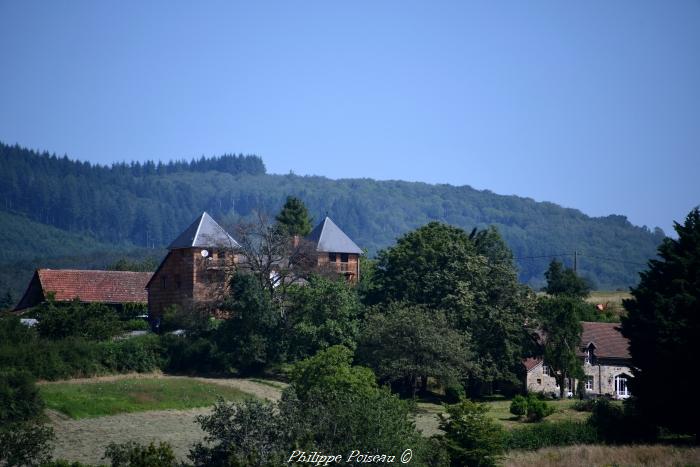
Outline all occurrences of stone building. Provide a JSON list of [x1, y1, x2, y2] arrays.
[[146, 212, 240, 320], [524, 321, 633, 399]]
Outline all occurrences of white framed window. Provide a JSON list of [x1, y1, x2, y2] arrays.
[[585, 375, 594, 391], [542, 364, 549, 376], [615, 375, 630, 398]]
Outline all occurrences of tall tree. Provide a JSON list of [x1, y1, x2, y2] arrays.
[[275, 196, 313, 237], [538, 296, 585, 399], [543, 259, 591, 299], [621, 208, 700, 439]]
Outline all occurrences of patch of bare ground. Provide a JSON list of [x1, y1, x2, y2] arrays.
[[504, 444, 700, 467], [46, 374, 285, 464]]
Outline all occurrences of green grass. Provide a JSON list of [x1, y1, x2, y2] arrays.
[[415, 397, 595, 432], [40, 378, 252, 419]]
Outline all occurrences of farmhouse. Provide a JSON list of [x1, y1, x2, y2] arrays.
[[146, 212, 362, 319], [14, 269, 152, 312], [524, 321, 633, 399]]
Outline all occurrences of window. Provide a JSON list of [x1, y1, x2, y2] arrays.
[[340, 253, 349, 263], [161, 275, 167, 289], [585, 375, 594, 391], [536, 378, 542, 385], [328, 253, 337, 262], [218, 251, 226, 259], [615, 375, 630, 398], [542, 364, 549, 376]]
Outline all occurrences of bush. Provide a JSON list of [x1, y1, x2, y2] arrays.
[[0, 422, 55, 467], [161, 335, 223, 375], [0, 369, 44, 424], [509, 395, 528, 417], [438, 399, 505, 467], [588, 398, 657, 444], [572, 399, 596, 412], [526, 395, 555, 422], [36, 300, 122, 341], [103, 441, 176, 467], [121, 319, 149, 331], [444, 383, 466, 403], [504, 420, 598, 451], [99, 335, 163, 373]]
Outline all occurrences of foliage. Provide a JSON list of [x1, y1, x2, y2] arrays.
[[538, 296, 585, 398], [161, 335, 223, 375], [621, 207, 700, 438], [121, 318, 149, 331], [0, 422, 55, 467], [98, 335, 164, 374], [503, 420, 598, 451], [368, 222, 534, 394], [509, 395, 528, 417], [438, 399, 505, 467], [0, 369, 44, 425], [357, 303, 471, 395], [572, 399, 596, 412], [587, 398, 657, 444], [509, 394, 554, 422], [289, 345, 377, 400], [285, 275, 362, 360], [525, 395, 555, 422], [159, 305, 211, 334], [215, 274, 282, 373], [39, 377, 250, 419], [543, 259, 592, 299], [36, 299, 123, 341], [103, 441, 177, 467], [275, 195, 313, 236]]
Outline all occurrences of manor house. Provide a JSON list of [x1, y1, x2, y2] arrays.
[[524, 321, 633, 399]]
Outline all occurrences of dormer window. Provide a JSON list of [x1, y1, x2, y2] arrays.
[[585, 343, 595, 365], [340, 253, 349, 263]]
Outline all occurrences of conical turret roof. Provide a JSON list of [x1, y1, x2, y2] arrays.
[[167, 212, 240, 250], [306, 217, 362, 254]]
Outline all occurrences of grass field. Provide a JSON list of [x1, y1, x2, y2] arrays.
[[40, 377, 252, 419], [504, 444, 700, 467]]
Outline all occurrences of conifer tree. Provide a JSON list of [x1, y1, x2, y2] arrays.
[[621, 208, 700, 438], [275, 196, 313, 236]]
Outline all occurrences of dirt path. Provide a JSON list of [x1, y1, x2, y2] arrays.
[[46, 373, 285, 465]]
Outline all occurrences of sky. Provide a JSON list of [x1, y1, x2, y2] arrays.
[[1, 1, 698, 236]]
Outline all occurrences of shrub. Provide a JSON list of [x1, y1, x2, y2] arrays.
[[160, 335, 223, 375], [36, 300, 122, 341], [509, 395, 528, 417], [98, 334, 163, 373], [0, 422, 55, 467], [445, 383, 466, 403], [103, 441, 176, 467], [504, 420, 598, 451], [0, 369, 44, 424], [588, 398, 657, 444], [526, 395, 555, 422], [121, 319, 149, 331], [572, 399, 596, 412], [438, 399, 505, 467]]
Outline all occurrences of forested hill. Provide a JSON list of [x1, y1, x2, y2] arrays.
[[0, 142, 664, 290]]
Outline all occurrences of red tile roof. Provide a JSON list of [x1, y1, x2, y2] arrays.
[[580, 321, 631, 359], [523, 357, 543, 371], [32, 269, 151, 305]]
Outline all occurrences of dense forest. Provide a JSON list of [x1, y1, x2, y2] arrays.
[[0, 142, 664, 299]]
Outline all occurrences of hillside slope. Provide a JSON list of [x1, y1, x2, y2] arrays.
[[0, 142, 664, 289]]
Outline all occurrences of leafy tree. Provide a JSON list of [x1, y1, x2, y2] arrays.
[[543, 259, 591, 299], [215, 274, 282, 373], [0, 369, 44, 425], [286, 275, 363, 360], [275, 196, 313, 236], [538, 296, 584, 399], [0, 423, 55, 467], [357, 303, 471, 395], [621, 208, 700, 438], [438, 399, 505, 467], [290, 345, 376, 400]]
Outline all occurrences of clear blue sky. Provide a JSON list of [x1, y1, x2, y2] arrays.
[[1, 1, 698, 235]]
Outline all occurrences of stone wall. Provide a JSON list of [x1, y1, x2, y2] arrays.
[[526, 359, 633, 399]]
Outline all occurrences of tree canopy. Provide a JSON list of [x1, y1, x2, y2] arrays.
[[275, 196, 313, 236], [621, 207, 700, 438], [543, 259, 591, 299]]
